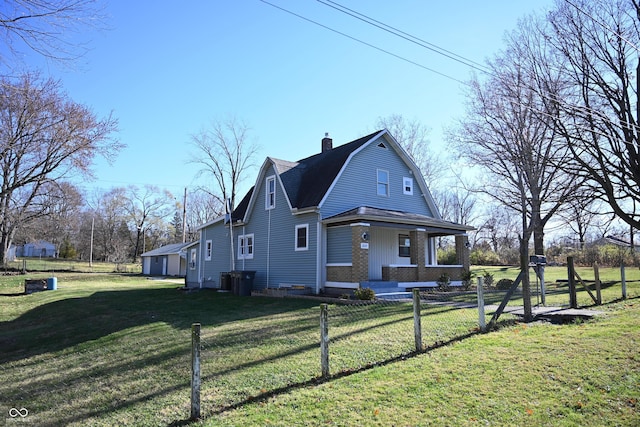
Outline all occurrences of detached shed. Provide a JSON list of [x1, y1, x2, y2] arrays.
[[141, 242, 192, 277]]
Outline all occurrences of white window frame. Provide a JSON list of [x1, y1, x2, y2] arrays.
[[189, 248, 197, 269], [403, 177, 414, 195], [205, 240, 212, 261], [238, 233, 254, 259], [265, 175, 276, 210], [295, 224, 309, 251], [399, 234, 411, 258], [377, 169, 389, 197]]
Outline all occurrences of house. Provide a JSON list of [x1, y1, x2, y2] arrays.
[[141, 242, 193, 277], [185, 129, 474, 294], [16, 241, 57, 258]]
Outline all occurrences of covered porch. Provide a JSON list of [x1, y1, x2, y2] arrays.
[[323, 207, 474, 290]]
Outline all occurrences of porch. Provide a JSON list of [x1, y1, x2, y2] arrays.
[[323, 207, 473, 290]]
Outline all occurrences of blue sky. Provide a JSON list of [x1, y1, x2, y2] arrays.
[[27, 0, 552, 199]]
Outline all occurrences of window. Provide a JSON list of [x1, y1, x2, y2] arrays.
[[238, 234, 254, 259], [190, 249, 197, 269], [399, 234, 410, 257], [377, 169, 389, 196], [403, 177, 414, 195], [205, 240, 212, 261], [295, 224, 309, 251], [265, 175, 276, 209]]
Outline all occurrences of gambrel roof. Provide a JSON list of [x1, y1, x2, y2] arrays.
[[232, 129, 444, 223]]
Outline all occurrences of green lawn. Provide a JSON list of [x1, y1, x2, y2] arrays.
[[0, 269, 638, 426]]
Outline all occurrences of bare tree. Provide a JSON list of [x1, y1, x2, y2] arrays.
[[122, 185, 173, 262], [88, 187, 130, 263], [374, 114, 444, 186], [185, 190, 223, 237], [0, 73, 119, 264], [451, 14, 583, 320], [542, 0, 640, 231], [189, 116, 259, 212], [13, 181, 84, 249], [0, 0, 107, 68]]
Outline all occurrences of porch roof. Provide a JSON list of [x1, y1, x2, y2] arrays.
[[322, 206, 474, 236]]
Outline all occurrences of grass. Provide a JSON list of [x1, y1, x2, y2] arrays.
[[0, 268, 639, 426], [2, 257, 141, 274]]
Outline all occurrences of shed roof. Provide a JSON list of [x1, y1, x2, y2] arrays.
[[141, 242, 192, 257]]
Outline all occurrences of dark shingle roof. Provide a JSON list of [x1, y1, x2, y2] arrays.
[[282, 130, 381, 209], [232, 130, 382, 220]]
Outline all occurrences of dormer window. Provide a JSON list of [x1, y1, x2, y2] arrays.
[[377, 169, 389, 197], [265, 175, 276, 209]]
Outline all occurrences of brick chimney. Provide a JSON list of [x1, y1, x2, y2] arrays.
[[322, 132, 333, 152]]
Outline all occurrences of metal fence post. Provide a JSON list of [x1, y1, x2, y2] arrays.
[[477, 277, 486, 332], [191, 323, 201, 420], [412, 289, 423, 352], [320, 304, 329, 378]]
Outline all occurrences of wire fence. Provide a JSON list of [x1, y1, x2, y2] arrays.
[[324, 291, 485, 375], [190, 289, 490, 419]]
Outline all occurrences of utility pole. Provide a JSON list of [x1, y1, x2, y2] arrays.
[[182, 187, 187, 243]]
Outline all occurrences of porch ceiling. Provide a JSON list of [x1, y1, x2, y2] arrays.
[[322, 206, 474, 236]]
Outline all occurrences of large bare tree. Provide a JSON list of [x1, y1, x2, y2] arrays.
[[451, 15, 582, 320], [0, 0, 106, 68], [0, 73, 119, 263], [542, 0, 640, 231], [189, 116, 259, 213]]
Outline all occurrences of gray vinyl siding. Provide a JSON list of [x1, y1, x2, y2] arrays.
[[327, 225, 352, 263], [184, 243, 199, 287], [237, 164, 318, 290], [321, 136, 434, 219], [201, 221, 232, 288]]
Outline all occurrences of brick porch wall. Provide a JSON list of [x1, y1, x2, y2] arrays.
[[382, 266, 418, 281], [326, 265, 353, 282]]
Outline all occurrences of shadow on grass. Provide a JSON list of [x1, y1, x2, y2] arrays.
[[169, 319, 517, 427], [0, 287, 319, 364]]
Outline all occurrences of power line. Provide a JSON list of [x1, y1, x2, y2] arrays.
[[258, 0, 467, 84], [259, 0, 638, 139], [317, 0, 491, 74]]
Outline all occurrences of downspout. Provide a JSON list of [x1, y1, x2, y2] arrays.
[[316, 217, 322, 295], [242, 226, 246, 270], [267, 209, 271, 287], [199, 230, 204, 289]]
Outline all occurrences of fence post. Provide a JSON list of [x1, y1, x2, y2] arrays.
[[191, 323, 201, 420], [567, 257, 578, 309], [593, 262, 602, 305], [477, 277, 486, 332], [621, 263, 627, 300], [412, 289, 423, 352], [320, 304, 329, 378]]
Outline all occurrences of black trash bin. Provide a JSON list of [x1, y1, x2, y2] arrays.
[[230, 270, 256, 296], [219, 272, 231, 291]]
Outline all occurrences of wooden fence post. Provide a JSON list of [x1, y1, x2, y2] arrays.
[[621, 263, 627, 300], [567, 257, 578, 309], [320, 304, 329, 378], [593, 262, 602, 305], [477, 277, 486, 332], [191, 323, 201, 420], [412, 289, 423, 352]]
